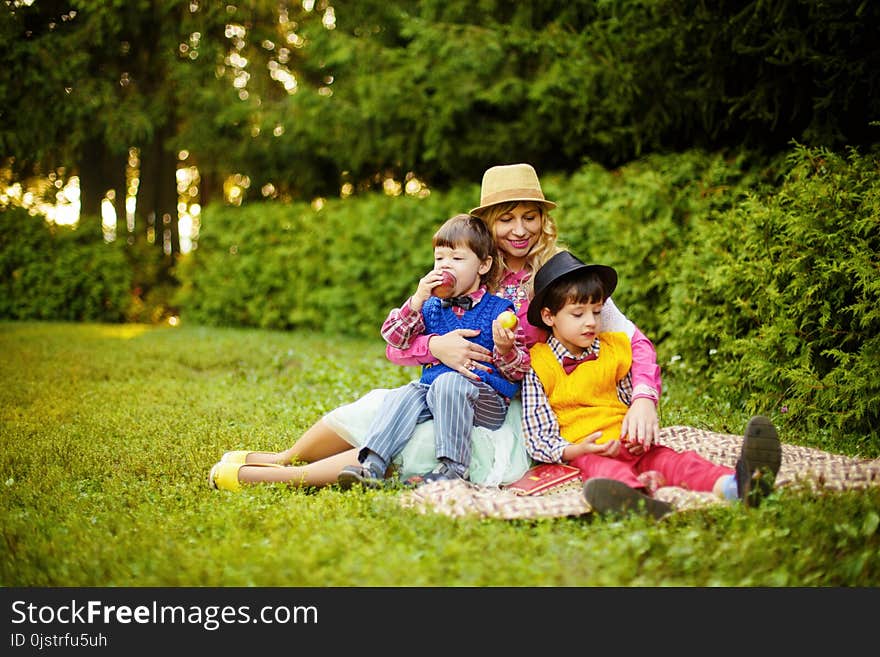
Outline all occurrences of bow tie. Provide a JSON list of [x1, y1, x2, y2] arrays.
[[441, 295, 474, 311], [562, 353, 597, 374]]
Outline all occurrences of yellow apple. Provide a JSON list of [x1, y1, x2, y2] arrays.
[[497, 310, 518, 330]]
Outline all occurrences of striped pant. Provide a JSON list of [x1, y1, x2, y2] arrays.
[[358, 372, 510, 471]]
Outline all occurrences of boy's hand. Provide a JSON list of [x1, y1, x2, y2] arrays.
[[410, 270, 447, 310], [564, 431, 620, 460], [491, 318, 515, 356], [620, 397, 659, 453]]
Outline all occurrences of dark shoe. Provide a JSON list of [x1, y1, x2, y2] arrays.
[[735, 415, 782, 508], [337, 464, 384, 491], [418, 461, 468, 485], [583, 478, 673, 520]]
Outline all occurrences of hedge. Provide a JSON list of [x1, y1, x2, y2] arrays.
[[3, 144, 877, 450]]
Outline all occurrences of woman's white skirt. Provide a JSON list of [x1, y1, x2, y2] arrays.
[[323, 388, 530, 487]]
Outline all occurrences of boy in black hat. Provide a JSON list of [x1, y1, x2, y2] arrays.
[[521, 250, 782, 518]]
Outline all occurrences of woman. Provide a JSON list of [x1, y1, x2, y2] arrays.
[[209, 163, 661, 491]]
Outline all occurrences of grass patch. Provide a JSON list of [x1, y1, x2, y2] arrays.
[[2, 321, 878, 586]]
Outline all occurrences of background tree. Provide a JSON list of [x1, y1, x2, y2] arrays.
[[1, 1, 86, 199], [2, 0, 184, 252], [3, 1, 878, 211]]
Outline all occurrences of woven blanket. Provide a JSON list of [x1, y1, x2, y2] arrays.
[[399, 425, 880, 520]]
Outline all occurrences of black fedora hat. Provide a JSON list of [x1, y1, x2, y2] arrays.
[[527, 251, 618, 330]]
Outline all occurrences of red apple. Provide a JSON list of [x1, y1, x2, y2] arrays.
[[432, 270, 456, 298], [497, 310, 518, 330]]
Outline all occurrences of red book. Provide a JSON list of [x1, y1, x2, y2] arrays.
[[505, 463, 582, 496]]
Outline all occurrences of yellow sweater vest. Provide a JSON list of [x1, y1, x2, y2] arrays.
[[530, 333, 632, 445]]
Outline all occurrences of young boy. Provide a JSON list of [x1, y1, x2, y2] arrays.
[[521, 250, 782, 518], [337, 214, 530, 489]]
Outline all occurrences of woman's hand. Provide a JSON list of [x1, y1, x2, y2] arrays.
[[620, 397, 659, 454], [428, 330, 492, 380]]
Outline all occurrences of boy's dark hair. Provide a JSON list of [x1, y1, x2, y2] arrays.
[[540, 271, 609, 317], [432, 214, 501, 290]]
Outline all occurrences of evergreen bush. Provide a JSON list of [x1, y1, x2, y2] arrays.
[[550, 150, 769, 344], [0, 208, 131, 322], [177, 186, 475, 336], [666, 144, 880, 451]]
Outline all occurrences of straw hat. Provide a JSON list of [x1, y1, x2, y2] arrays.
[[469, 163, 557, 216], [527, 251, 618, 330]]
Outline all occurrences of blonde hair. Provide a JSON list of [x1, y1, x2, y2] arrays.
[[479, 201, 562, 297]]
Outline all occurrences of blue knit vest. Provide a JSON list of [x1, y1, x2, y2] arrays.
[[420, 293, 520, 399]]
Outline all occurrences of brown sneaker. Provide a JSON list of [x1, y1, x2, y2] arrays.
[[735, 416, 782, 508], [583, 478, 673, 520]]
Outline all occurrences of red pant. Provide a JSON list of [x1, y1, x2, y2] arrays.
[[569, 444, 733, 493]]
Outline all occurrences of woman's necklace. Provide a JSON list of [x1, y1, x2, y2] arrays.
[[501, 269, 530, 312]]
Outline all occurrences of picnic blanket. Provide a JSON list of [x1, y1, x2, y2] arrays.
[[399, 425, 880, 520]]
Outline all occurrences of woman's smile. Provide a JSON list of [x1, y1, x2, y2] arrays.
[[506, 238, 532, 250]]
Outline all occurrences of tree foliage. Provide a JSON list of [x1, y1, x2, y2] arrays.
[[3, 0, 878, 211]]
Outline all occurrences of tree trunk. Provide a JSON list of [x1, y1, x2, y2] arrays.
[[78, 136, 127, 224], [137, 125, 179, 256], [198, 168, 222, 209]]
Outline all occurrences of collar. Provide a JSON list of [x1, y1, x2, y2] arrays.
[[547, 335, 601, 362], [445, 285, 488, 316], [499, 268, 531, 288]]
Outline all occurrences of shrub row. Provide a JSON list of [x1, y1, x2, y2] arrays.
[[0, 210, 131, 322], [180, 145, 880, 450], [175, 188, 477, 334], [3, 145, 877, 450]]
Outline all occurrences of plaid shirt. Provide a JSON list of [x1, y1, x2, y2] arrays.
[[380, 285, 531, 381], [522, 335, 633, 463]]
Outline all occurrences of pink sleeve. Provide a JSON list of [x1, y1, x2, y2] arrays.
[[516, 299, 549, 349], [630, 327, 662, 400], [385, 334, 439, 366], [380, 297, 426, 349]]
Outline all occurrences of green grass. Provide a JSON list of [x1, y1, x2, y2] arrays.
[[1, 321, 878, 587]]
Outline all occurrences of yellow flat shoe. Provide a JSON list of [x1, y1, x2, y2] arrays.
[[220, 450, 281, 465], [220, 450, 254, 464], [208, 461, 285, 492]]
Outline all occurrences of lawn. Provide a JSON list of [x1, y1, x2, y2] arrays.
[[1, 321, 878, 587]]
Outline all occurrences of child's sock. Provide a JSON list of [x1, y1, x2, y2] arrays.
[[361, 452, 387, 478], [719, 474, 739, 501]]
